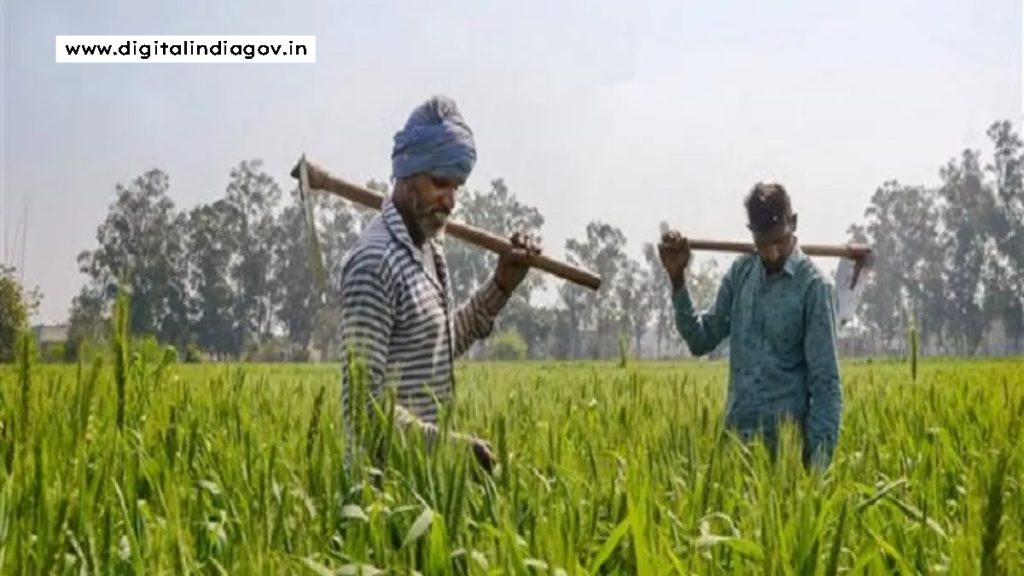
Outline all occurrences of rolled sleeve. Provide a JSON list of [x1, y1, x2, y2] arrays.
[[672, 269, 733, 357], [452, 276, 511, 357]]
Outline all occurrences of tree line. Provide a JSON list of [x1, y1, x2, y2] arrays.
[[845, 120, 1024, 356], [14, 118, 1024, 362]]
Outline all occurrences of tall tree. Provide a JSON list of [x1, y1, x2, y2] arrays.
[[445, 179, 546, 304], [77, 168, 190, 347], [272, 190, 318, 356], [222, 159, 282, 352], [556, 282, 588, 359], [0, 266, 39, 362], [985, 120, 1024, 352], [939, 150, 997, 355], [643, 239, 673, 358], [564, 221, 628, 357], [845, 181, 945, 354], [310, 189, 373, 361], [441, 179, 546, 356], [615, 258, 652, 357], [187, 200, 238, 359]]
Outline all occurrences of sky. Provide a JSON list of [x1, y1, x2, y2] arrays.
[[1, 0, 1021, 324]]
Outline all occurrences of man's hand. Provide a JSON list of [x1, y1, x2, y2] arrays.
[[470, 437, 496, 473], [494, 231, 541, 294], [658, 229, 691, 290], [450, 432, 497, 473]]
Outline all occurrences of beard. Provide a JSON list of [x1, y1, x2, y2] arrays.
[[412, 195, 450, 239]]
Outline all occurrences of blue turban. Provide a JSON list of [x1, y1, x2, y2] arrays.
[[391, 95, 476, 181]]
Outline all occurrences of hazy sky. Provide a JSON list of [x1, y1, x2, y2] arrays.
[[2, 0, 1021, 324]]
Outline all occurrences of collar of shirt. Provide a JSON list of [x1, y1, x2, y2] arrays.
[[381, 197, 447, 293], [783, 243, 805, 277], [755, 242, 806, 279]]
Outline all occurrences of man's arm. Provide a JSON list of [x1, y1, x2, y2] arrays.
[[449, 232, 535, 358], [802, 278, 843, 468], [671, 266, 734, 356], [451, 276, 510, 358], [339, 256, 439, 442]]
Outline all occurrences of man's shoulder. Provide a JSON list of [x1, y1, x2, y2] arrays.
[[725, 252, 758, 279], [341, 217, 401, 276], [789, 252, 837, 308], [792, 251, 833, 288]]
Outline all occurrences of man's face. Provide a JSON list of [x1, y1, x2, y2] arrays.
[[406, 173, 463, 240], [750, 215, 796, 274]]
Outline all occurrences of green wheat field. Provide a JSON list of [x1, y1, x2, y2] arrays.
[[0, 336, 1021, 574]]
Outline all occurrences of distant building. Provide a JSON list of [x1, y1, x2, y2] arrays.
[[32, 324, 70, 356]]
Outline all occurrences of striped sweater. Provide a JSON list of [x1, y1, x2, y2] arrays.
[[338, 197, 509, 441]]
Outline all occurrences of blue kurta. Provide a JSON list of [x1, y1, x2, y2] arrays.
[[671, 245, 843, 467]]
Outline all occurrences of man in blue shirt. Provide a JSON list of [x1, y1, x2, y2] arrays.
[[658, 183, 843, 469]]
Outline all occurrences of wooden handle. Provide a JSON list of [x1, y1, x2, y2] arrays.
[[291, 157, 603, 291], [686, 239, 872, 262]]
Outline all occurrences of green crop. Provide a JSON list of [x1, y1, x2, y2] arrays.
[[0, 350, 1020, 574]]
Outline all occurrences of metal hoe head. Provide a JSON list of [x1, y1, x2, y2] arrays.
[[834, 251, 874, 327], [297, 155, 329, 304]]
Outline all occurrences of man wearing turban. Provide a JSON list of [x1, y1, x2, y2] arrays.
[[338, 96, 538, 472]]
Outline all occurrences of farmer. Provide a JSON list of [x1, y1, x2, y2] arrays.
[[658, 183, 843, 469], [337, 95, 538, 472]]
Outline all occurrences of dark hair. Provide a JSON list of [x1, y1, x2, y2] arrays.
[[744, 182, 792, 232]]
